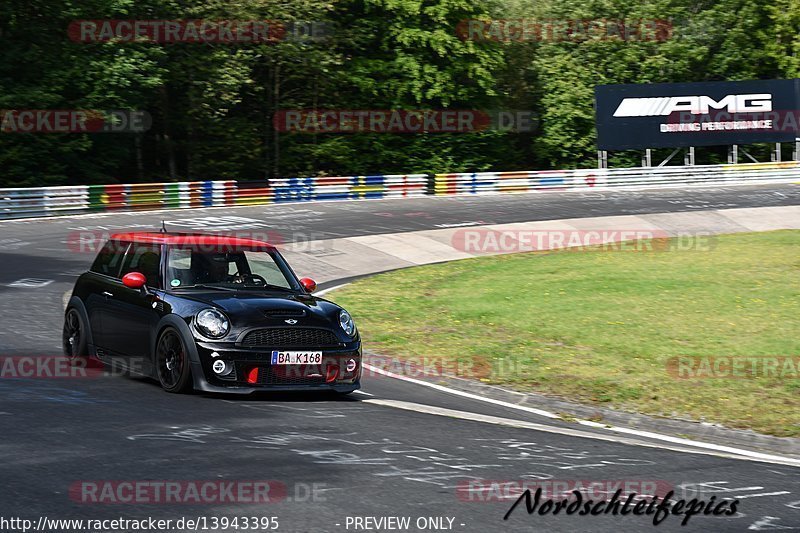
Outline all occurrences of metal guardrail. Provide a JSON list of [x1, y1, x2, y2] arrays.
[[0, 175, 428, 220], [433, 161, 800, 195], [0, 163, 797, 220]]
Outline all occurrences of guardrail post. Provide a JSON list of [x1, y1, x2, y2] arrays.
[[772, 143, 781, 162], [597, 150, 608, 169], [728, 145, 738, 164], [642, 149, 652, 167], [684, 147, 695, 166]]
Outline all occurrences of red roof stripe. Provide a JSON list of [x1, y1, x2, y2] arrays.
[[109, 232, 275, 248]]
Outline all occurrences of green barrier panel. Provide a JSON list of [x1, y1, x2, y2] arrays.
[[164, 183, 181, 208], [88, 184, 106, 211]]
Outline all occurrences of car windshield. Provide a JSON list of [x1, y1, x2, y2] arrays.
[[166, 246, 297, 291]]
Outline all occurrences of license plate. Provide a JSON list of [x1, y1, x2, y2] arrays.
[[271, 351, 323, 365]]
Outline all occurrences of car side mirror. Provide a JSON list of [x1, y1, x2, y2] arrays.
[[300, 277, 317, 293], [122, 272, 147, 289]]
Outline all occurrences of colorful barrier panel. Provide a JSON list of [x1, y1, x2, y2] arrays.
[[433, 161, 800, 195], [0, 163, 797, 220]]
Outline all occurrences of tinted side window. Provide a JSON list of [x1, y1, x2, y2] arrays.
[[120, 244, 162, 288], [90, 241, 129, 278]]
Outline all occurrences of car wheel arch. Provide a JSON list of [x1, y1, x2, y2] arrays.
[[153, 315, 201, 364], [66, 296, 95, 354], [153, 314, 205, 391]]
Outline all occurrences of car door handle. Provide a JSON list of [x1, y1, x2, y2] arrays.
[[102, 291, 114, 298]]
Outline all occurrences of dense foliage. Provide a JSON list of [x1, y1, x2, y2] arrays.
[[0, 0, 797, 186]]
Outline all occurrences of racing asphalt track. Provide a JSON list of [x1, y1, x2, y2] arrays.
[[0, 184, 799, 532]]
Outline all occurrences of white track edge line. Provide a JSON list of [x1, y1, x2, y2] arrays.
[[363, 363, 800, 467], [362, 399, 800, 466]]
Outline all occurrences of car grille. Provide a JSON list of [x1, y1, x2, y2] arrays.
[[241, 328, 341, 348]]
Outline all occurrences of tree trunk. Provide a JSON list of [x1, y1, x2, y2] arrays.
[[273, 61, 280, 178], [160, 86, 177, 181]]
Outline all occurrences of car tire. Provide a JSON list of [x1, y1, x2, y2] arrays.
[[155, 327, 193, 394], [62, 307, 88, 363]]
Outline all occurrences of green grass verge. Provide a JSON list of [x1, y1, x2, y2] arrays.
[[330, 230, 800, 437]]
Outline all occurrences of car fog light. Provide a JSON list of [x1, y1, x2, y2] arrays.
[[212, 359, 232, 375], [346, 359, 357, 372]]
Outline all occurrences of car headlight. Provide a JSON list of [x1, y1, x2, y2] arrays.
[[195, 308, 230, 339], [339, 310, 356, 337]]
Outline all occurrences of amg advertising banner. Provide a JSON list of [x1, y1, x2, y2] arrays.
[[595, 79, 800, 150]]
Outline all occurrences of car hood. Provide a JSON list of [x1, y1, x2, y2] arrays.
[[172, 290, 343, 329]]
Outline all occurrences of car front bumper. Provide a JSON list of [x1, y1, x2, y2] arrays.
[[191, 340, 362, 394]]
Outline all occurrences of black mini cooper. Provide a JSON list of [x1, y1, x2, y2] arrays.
[[63, 232, 361, 394]]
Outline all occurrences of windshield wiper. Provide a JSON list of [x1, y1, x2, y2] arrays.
[[174, 284, 238, 292], [174, 283, 294, 292], [238, 284, 294, 292]]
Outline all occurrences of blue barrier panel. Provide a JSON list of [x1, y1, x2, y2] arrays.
[[274, 177, 314, 203], [469, 173, 496, 193], [314, 191, 351, 201], [539, 177, 565, 186], [200, 181, 214, 206]]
